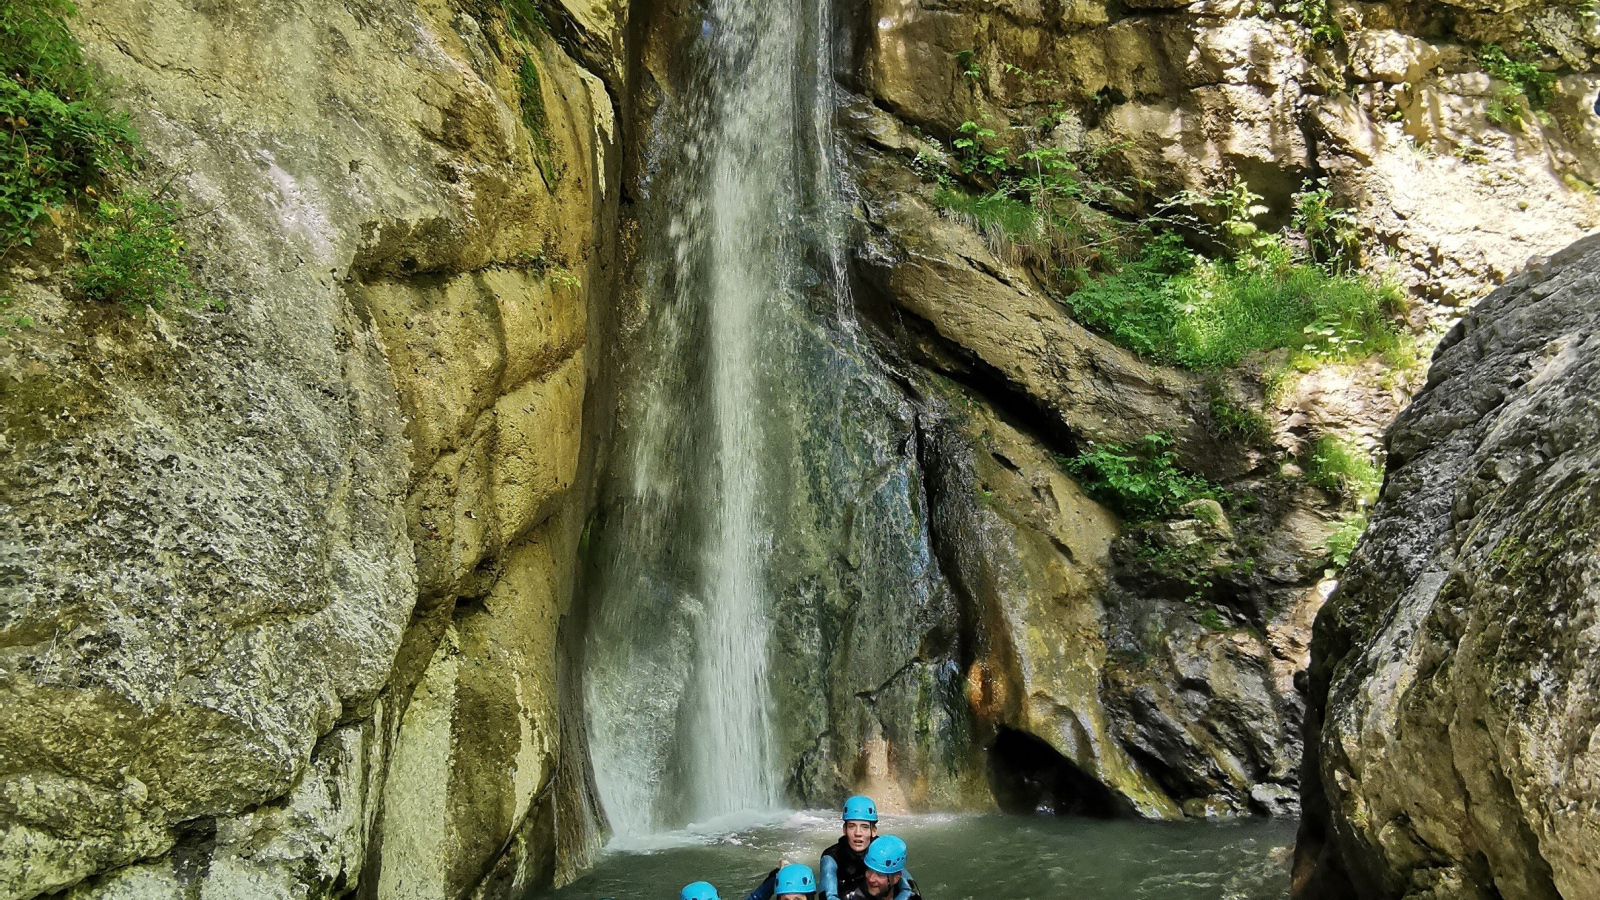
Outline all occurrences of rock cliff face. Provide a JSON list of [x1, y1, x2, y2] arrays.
[[1294, 234, 1600, 900], [793, 0, 1599, 823], [853, 0, 1600, 307], [0, 1, 625, 898], [3, 0, 1597, 895]]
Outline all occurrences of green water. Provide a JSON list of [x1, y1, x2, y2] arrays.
[[532, 812, 1294, 900]]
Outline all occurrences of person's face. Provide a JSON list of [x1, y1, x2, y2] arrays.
[[776, 895, 810, 900], [864, 871, 899, 897], [843, 820, 876, 853]]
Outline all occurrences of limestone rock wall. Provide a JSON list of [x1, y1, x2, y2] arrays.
[[803, 0, 1600, 823], [1294, 235, 1600, 899], [0, 1, 626, 898], [853, 0, 1600, 308]]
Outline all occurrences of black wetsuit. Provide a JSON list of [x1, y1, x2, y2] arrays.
[[822, 838, 915, 900]]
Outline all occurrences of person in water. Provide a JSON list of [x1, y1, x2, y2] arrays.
[[740, 862, 819, 900], [682, 882, 722, 900], [820, 796, 914, 900], [842, 836, 918, 900]]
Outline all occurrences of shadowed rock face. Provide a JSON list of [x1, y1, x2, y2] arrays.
[[1295, 234, 1600, 900]]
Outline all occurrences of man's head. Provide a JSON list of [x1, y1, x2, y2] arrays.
[[840, 795, 879, 852], [862, 869, 900, 898], [680, 882, 720, 900], [774, 863, 816, 900], [862, 835, 907, 898]]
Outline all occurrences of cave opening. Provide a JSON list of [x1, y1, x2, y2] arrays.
[[985, 726, 1133, 819]]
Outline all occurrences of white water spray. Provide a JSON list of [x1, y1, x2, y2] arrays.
[[584, 0, 828, 833]]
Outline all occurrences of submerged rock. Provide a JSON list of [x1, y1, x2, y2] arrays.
[[1295, 234, 1600, 899]]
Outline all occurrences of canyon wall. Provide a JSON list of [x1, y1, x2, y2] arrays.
[[2, 0, 1597, 896], [782, 0, 1600, 821], [0, 1, 626, 897]]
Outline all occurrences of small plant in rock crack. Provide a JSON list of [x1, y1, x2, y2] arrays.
[[1323, 511, 1368, 570], [1206, 383, 1272, 446], [1062, 432, 1226, 523], [1288, 0, 1344, 47], [951, 120, 1009, 176], [0, 293, 31, 333], [73, 188, 214, 315], [1293, 179, 1362, 272], [956, 49, 982, 84], [1478, 42, 1557, 112], [1302, 434, 1382, 505]]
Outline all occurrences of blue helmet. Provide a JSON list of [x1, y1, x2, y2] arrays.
[[841, 795, 879, 823], [864, 835, 907, 875], [681, 883, 720, 900], [774, 863, 817, 895]]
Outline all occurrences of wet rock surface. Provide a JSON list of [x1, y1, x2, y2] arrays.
[[810, 0, 1599, 829], [1295, 235, 1600, 900]]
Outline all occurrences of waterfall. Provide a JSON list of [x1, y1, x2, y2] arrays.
[[583, 0, 836, 834]]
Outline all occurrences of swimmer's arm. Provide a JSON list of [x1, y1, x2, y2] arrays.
[[742, 871, 777, 900]]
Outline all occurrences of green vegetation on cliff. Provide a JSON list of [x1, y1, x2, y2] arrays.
[[74, 188, 207, 313], [1478, 41, 1559, 130], [1303, 434, 1381, 503], [1323, 512, 1367, 568], [0, 0, 209, 314], [0, 0, 134, 249], [1062, 432, 1226, 523], [1302, 434, 1382, 569], [0, 0, 194, 314], [1478, 42, 1557, 111], [931, 123, 1406, 373], [1207, 382, 1272, 446], [1063, 233, 1403, 369]]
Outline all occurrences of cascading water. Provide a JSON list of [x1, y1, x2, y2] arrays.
[[583, 0, 836, 834]]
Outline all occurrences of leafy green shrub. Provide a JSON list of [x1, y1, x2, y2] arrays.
[[1062, 432, 1224, 523], [1207, 383, 1272, 445], [1065, 235, 1404, 369], [951, 120, 1009, 176], [956, 49, 982, 83], [1478, 42, 1556, 111], [1293, 179, 1361, 271], [73, 189, 208, 313], [925, 97, 1405, 376], [1303, 434, 1382, 504], [1323, 511, 1368, 568], [1289, 0, 1343, 46], [0, 0, 136, 249]]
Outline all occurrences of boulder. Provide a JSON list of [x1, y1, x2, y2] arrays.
[[1295, 234, 1600, 900]]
